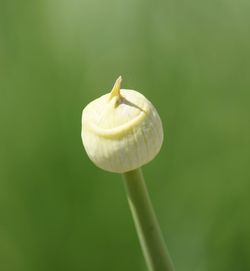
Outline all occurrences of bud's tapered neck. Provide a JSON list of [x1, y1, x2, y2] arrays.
[[110, 76, 122, 99]]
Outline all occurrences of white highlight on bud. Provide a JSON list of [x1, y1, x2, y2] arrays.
[[81, 77, 164, 173]]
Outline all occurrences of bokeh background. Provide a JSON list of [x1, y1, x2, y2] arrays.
[[1, 0, 250, 270]]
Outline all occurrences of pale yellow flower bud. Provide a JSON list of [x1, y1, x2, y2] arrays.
[[81, 77, 164, 173]]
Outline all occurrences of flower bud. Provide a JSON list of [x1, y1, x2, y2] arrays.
[[81, 77, 164, 173]]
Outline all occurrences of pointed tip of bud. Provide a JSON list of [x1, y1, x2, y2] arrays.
[[110, 76, 122, 99]]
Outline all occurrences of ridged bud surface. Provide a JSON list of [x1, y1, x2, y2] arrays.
[[81, 77, 164, 173]]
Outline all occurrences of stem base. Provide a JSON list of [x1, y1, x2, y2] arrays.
[[123, 168, 174, 271]]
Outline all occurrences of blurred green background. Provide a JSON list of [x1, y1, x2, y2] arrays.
[[0, 0, 250, 270]]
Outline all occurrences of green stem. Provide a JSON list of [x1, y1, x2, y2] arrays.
[[123, 168, 174, 271]]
